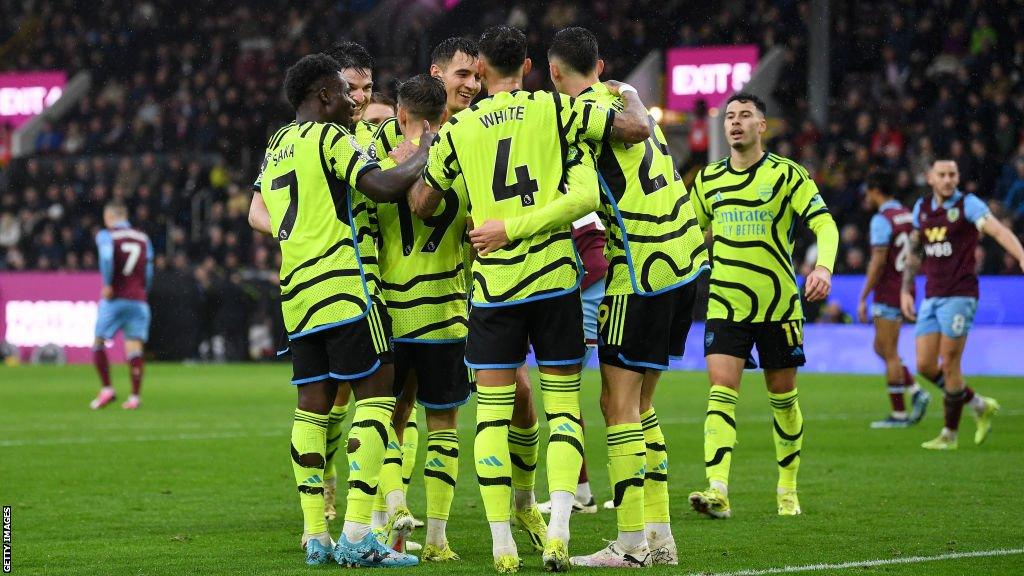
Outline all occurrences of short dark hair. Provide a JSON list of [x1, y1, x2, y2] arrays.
[[479, 25, 527, 76], [370, 91, 395, 108], [324, 41, 373, 71], [432, 36, 480, 68], [397, 74, 447, 123], [284, 53, 342, 110], [726, 92, 767, 116], [865, 170, 893, 196], [548, 27, 599, 75]]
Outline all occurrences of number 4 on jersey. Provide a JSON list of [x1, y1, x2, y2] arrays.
[[492, 137, 538, 207]]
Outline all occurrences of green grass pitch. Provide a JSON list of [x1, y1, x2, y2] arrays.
[[1, 364, 1022, 575]]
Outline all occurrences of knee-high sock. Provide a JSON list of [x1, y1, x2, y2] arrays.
[[769, 389, 803, 491], [640, 407, 669, 524], [943, 389, 967, 432], [704, 385, 738, 488], [887, 380, 907, 413], [324, 403, 349, 482], [424, 428, 459, 520], [291, 408, 329, 535], [345, 397, 395, 525], [508, 421, 539, 494], [93, 346, 111, 388], [476, 384, 515, 522], [607, 423, 645, 533], [402, 410, 419, 494], [540, 371, 584, 495], [925, 373, 976, 402], [127, 353, 144, 395], [373, 422, 405, 514]]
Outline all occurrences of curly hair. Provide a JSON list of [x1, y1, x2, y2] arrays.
[[284, 53, 342, 111], [479, 25, 526, 76]]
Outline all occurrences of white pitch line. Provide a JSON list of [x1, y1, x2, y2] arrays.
[[0, 429, 284, 447], [684, 547, 1024, 576]]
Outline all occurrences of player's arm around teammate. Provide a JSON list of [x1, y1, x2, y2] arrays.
[[411, 76, 650, 222], [254, 54, 430, 568]]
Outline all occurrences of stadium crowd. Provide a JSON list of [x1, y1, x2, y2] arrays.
[[2, 0, 1024, 355]]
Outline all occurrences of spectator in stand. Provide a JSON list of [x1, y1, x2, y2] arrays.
[[1005, 159, 1024, 217]]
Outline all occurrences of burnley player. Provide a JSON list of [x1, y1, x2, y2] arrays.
[[90, 201, 153, 411], [902, 159, 1024, 450], [857, 171, 930, 428]]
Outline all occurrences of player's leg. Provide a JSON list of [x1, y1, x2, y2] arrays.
[[575, 280, 603, 511], [396, 371, 423, 531], [417, 340, 471, 562], [90, 337, 116, 409], [400, 404, 420, 507], [913, 297, 978, 400], [121, 339, 144, 409], [600, 364, 646, 547], [922, 298, 996, 448], [466, 303, 529, 570], [764, 367, 803, 515], [870, 311, 917, 427], [90, 299, 118, 409], [475, 367, 521, 568], [756, 320, 806, 516], [690, 319, 752, 519], [640, 276, 696, 556], [542, 280, 602, 516], [371, 348, 415, 547], [689, 353, 743, 518], [119, 301, 150, 410], [323, 398, 348, 521], [330, 307, 417, 568], [571, 361, 648, 568], [574, 285, 692, 567], [422, 407, 460, 561], [528, 290, 587, 572], [510, 362, 540, 515], [639, 371, 675, 564], [288, 334, 336, 565], [323, 381, 352, 522], [508, 365, 546, 555]]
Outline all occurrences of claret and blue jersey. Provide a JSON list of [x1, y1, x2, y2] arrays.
[[95, 221, 153, 341]]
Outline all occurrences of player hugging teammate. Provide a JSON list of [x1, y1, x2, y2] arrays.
[[249, 24, 850, 573]]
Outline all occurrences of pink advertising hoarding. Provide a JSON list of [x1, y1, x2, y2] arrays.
[[0, 272, 124, 364], [0, 71, 67, 129], [665, 45, 758, 112]]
